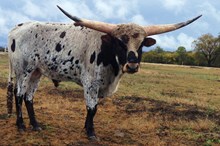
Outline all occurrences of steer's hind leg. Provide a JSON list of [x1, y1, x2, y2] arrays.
[[24, 97, 41, 131], [15, 74, 30, 131], [24, 68, 42, 131], [14, 85, 26, 131], [15, 66, 40, 131]]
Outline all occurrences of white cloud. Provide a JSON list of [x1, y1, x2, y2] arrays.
[[94, 0, 114, 19], [0, 8, 30, 38], [22, 1, 45, 18], [0, 0, 219, 50], [0, 18, 8, 37], [154, 35, 177, 49], [177, 33, 195, 50], [93, 0, 138, 21], [20, 0, 96, 21], [162, 0, 186, 13], [57, 1, 97, 21], [153, 33, 195, 51], [130, 14, 149, 25], [198, 2, 220, 22]]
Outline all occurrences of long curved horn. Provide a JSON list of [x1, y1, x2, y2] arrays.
[[57, 5, 117, 34], [144, 15, 202, 36]]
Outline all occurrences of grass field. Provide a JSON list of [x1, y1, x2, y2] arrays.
[[0, 53, 220, 146]]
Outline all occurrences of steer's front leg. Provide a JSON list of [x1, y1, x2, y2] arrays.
[[84, 81, 100, 140], [85, 105, 97, 140]]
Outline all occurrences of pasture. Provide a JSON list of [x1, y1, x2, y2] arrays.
[[0, 53, 220, 146]]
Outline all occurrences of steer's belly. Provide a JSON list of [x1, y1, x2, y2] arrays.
[[39, 63, 83, 86]]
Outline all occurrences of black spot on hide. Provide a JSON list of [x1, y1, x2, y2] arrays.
[[50, 65, 58, 71], [35, 54, 40, 59], [97, 35, 127, 76], [55, 43, 62, 52], [11, 39, 16, 52], [121, 34, 129, 44], [71, 57, 75, 63], [68, 50, 72, 56], [52, 57, 57, 62], [35, 34, 38, 38], [60, 31, 66, 38], [26, 68, 33, 73], [90, 51, 96, 64], [62, 57, 74, 65], [75, 60, 79, 64], [63, 69, 67, 72], [18, 23, 23, 26]]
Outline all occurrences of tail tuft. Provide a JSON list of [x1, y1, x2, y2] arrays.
[[7, 81, 14, 116]]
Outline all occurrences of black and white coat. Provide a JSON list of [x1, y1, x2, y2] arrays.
[[6, 6, 201, 140]]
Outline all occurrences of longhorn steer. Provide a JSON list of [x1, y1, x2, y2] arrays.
[[6, 5, 201, 140]]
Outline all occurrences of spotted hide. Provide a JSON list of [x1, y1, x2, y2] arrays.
[[6, 6, 201, 140]]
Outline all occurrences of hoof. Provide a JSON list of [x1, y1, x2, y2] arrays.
[[17, 124, 26, 132], [7, 114, 12, 118], [32, 126, 42, 131], [88, 136, 100, 141]]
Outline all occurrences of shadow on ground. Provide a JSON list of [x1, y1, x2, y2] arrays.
[[113, 96, 220, 125]]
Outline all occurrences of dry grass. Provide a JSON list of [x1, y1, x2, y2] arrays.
[[0, 53, 220, 146]]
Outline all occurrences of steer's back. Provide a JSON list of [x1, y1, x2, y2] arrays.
[[8, 22, 106, 82]]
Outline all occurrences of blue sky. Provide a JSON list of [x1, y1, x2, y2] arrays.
[[0, 0, 219, 51]]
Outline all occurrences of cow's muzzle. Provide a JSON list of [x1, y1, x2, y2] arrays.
[[123, 63, 139, 74], [123, 51, 139, 73]]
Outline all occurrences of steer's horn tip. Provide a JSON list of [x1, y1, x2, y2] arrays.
[[177, 14, 202, 28], [57, 5, 61, 9], [188, 14, 203, 24], [192, 14, 202, 21], [57, 5, 82, 22]]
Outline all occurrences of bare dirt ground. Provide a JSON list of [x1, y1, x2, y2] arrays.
[[0, 54, 220, 146], [0, 81, 220, 146]]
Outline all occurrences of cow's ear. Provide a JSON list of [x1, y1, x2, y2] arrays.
[[143, 37, 156, 47]]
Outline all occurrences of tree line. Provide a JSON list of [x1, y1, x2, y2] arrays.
[[0, 46, 6, 52], [142, 33, 220, 67]]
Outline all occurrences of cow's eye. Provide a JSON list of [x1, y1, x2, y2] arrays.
[[132, 33, 139, 38]]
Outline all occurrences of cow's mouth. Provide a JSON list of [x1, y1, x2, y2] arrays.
[[123, 63, 139, 74]]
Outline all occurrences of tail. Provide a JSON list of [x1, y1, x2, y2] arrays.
[[6, 58, 14, 116]]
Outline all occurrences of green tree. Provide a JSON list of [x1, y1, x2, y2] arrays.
[[163, 52, 177, 64], [176, 46, 187, 65], [0, 46, 5, 52], [142, 46, 165, 63], [154, 46, 164, 53], [193, 34, 220, 67], [185, 51, 196, 65]]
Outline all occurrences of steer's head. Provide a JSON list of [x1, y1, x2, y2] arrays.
[[57, 5, 201, 74], [110, 24, 155, 73]]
